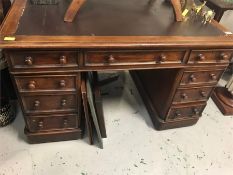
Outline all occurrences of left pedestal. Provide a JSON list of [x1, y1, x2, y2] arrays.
[[5, 50, 83, 143]]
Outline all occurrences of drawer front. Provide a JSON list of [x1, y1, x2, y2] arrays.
[[15, 75, 78, 92], [188, 49, 233, 64], [22, 94, 77, 114], [85, 50, 186, 66], [167, 103, 206, 120], [173, 87, 213, 104], [180, 69, 224, 86], [8, 51, 78, 70], [27, 114, 79, 132]]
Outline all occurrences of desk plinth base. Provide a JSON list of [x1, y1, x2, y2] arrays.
[[147, 114, 199, 130], [25, 128, 82, 144], [131, 71, 199, 130], [212, 87, 233, 115]]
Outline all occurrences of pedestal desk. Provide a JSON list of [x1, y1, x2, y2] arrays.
[[0, 0, 233, 143]]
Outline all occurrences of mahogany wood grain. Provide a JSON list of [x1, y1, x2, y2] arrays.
[[6, 50, 78, 71], [1, 0, 233, 49], [84, 50, 186, 66], [64, 0, 86, 23], [180, 69, 225, 87], [0, 0, 11, 22], [25, 128, 82, 143], [1, 35, 233, 49], [0, 0, 27, 36], [171, 0, 183, 22], [15, 75, 77, 92], [167, 102, 206, 121], [212, 87, 233, 115], [1, 0, 232, 142], [173, 86, 213, 104], [188, 49, 233, 64], [92, 72, 107, 138], [130, 70, 200, 130], [21, 93, 78, 114], [130, 69, 184, 119], [27, 114, 79, 132], [81, 75, 94, 144]]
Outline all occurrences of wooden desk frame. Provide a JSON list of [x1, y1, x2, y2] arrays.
[[1, 0, 233, 143]]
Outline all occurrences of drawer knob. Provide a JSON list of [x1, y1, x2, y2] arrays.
[[63, 119, 68, 128], [198, 54, 205, 61], [38, 121, 44, 129], [175, 111, 181, 118], [28, 81, 36, 89], [60, 55, 67, 64], [189, 74, 196, 82], [59, 80, 66, 87], [25, 56, 33, 65], [193, 108, 200, 116], [108, 55, 115, 63], [159, 54, 167, 62], [61, 99, 67, 107], [181, 93, 188, 100], [200, 91, 207, 97], [210, 74, 217, 80], [220, 53, 229, 60], [34, 100, 40, 108]]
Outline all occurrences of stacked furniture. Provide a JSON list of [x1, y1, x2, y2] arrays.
[[131, 50, 230, 130], [6, 50, 82, 142]]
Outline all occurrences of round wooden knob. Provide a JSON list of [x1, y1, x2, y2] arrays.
[[193, 108, 199, 116], [59, 80, 66, 87], [108, 55, 115, 63], [200, 91, 207, 97], [61, 99, 67, 107], [38, 121, 43, 129], [159, 54, 167, 62], [198, 54, 205, 61], [175, 111, 181, 118], [181, 93, 188, 100], [63, 119, 68, 128], [60, 55, 67, 64], [34, 100, 40, 108], [25, 56, 33, 65], [28, 81, 36, 89], [210, 74, 217, 80], [220, 53, 229, 60], [189, 74, 196, 82]]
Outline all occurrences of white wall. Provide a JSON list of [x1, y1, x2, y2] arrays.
[[220, 11, 233, 31]]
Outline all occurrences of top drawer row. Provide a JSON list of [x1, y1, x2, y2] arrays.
[[85, 49, 232, 66], [7, 51, 78, 71], [6, 49, 232, 71]]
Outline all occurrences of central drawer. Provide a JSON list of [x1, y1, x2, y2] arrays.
[[84, 50, 186, 66], [27, 114, 79, 132], [21, 94, 77, 114]]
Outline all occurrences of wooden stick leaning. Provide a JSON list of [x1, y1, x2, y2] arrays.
[[171, 0, 183, 21], [64, 0, 183, 23], [64, 0, 86, 22]]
